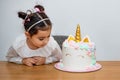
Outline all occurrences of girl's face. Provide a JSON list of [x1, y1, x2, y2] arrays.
[[25, 28, 51, 50]]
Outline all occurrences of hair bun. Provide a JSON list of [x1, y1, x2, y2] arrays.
[[18, 12, 27, 20], [34, 5, 45, 13]]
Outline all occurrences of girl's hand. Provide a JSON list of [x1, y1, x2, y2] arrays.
[[33, 56, 46, 66], [22, 57, 36, 66]]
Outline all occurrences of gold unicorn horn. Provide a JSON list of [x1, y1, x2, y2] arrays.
[[75, 24, 81, 42]]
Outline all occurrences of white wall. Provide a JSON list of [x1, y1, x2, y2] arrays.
[[0, 0, 120, 61]]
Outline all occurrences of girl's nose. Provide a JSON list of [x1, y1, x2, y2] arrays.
[[43, 39, 48, 45]]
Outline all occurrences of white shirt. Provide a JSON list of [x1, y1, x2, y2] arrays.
[[6, 34, 62, 64]]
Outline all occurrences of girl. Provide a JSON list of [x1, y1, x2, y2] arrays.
[[6, 5, 62, 66]]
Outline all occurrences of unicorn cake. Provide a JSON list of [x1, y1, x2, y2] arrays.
[[55, 24, 102, 72]]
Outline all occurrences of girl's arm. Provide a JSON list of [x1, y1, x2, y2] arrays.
[[45, 42, 62, 64], [6, 46, 23, 64]]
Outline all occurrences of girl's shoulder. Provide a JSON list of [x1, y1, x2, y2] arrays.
[[12, 34, 26, 49], [49, 36, 57, 44], [46, 36, 60, 48]]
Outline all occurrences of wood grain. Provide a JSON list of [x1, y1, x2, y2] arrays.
[[0, 61, 120, 80]]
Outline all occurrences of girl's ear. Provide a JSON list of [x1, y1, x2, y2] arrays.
[[25, 32, 31, 38]]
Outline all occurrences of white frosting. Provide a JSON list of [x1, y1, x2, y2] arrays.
[[61, 40, 96, 70]]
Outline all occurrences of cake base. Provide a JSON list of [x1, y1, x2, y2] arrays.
[[54, 62, 102, 72]]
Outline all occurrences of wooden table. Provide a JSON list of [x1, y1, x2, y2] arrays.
[[0, 61, 120, 80]]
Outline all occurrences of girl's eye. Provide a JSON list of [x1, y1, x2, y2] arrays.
[[39, 38, 44, 41]]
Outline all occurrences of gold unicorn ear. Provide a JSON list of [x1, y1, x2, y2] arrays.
[[82, 35, 91, 43], [68, 35, 75, 41], [75, 24, 81, 42]]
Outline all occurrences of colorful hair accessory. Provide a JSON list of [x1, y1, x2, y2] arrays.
[[34, 7, 44, 13], [35, 8, 40, 12], [35, 8, 41, 13], [24, 10, 32, 24]]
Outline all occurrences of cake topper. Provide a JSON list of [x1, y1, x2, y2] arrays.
[[67, 24, 91, 43], [68, 35, 75, 41], [82, 36, 91, 43], [75, 24, 81, 42]]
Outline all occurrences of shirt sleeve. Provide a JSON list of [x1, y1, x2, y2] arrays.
[[45, 38, 62, 64], [6, 46, 23, 64]]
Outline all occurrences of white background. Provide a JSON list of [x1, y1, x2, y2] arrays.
[[0, 0, 120, 61]]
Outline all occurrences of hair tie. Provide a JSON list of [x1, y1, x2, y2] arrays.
[[23, 10, 32, 24], [35, 7, 44, 13]]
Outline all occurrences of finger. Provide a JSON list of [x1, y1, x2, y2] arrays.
[[26, 62, 33, 67], [29, 58, 36, 64], [35, 62, 41, 66]]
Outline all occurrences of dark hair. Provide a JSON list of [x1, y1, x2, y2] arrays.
[[18, 5, 52, 36]]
